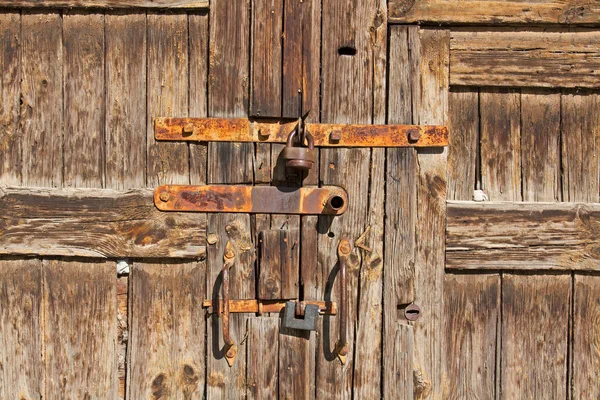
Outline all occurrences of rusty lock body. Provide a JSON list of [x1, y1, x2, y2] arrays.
[[282, 128, 316, 171]]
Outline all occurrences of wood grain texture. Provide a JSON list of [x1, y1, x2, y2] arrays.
[[451, 30, 600, 88], [63, 13, 105, 188], [0, 259, 43, 400], [572, 274, 600, 399], [443, 274, 500, 399], [413, 27, 449, 400], [279, 322, 312, 400], [105, 13, 147, 190], [258, 229, 298, 299], [251, 0, 283, 117], [127, 262, 205, 399], [146, 13, 189, 187], [0, 187, 206, 258], [386, 323, 414, 400], [502, 274, 570, 399], [521, 91, 560, 202], [246, 317, 279, 399], [447, 201, 600, 270], [0, 13, 21, 186], [0, 0, 209, 8], [561, 91, 600, 202], [480, 89, 521, 201], [44, 259, 118, 398], [20, 12, 63, 187], [447, 88, 478, 201], [388, 0, 600, 24]]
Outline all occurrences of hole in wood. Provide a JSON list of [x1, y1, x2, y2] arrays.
[[338, 46, 357, 56]]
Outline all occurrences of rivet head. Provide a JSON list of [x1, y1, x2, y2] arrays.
[[407, 129, 421, 142], [330, 130, 342, 142], [182, 123, 194, 135], [159, 191, 170, 202], [224, 249, 235, 259], [340, 242, 352, 255]]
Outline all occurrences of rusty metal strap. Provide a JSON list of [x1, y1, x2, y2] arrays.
[[203, 299, 338, 315], [155, 117, 449, 147], [155, 185, 348, 215]]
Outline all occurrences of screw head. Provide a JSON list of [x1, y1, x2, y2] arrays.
[[226, 348, 236, 358], [224, 249, 235, 259], [339, 241, 352, 255], [404, 303, 421, 321], [159, 191, 170, 202]]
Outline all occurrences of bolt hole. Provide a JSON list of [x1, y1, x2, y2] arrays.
[[328, 195, 345, 211], [328, 232, 335, 238], [338, 46, 357, 56]]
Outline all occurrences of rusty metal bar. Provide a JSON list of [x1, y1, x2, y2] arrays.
[[155, 117, 449, 147], [155, 185, 348, 215], [336, 239, 351, 365], [203, 299, 338, 315]]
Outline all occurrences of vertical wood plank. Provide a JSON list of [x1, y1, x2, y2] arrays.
[[413, 27, 449, 400], [21, 12, 63, 188], [387, 323, 414, 400], [44, 259, 118, 398], [0, 259, 43, 400], [208, 0, 253, 184], [502, 274, 570, 399], [279, 324, 312, 399], [251, 0, 283, 117], [0, 12, 21, 186], [521, 91, 560, 202], [480, 89, 521, 201], [116, 275, 128, 400], [258, 229, 298, 300], [105, 13, 147, 190], [127, 262, 205, 399], [443, 274, 500, 399], [447, 88, 478, 200], [63, 13, 105, 188], [561, 91, 600, 203], [246, 317, 279, 399], [146, 13, 189, 187], [572, 274, 600, 399]]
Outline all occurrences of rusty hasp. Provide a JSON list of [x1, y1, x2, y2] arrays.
[[155, 117, 449, 147], [155, 185, 348, 215], [203, 299, 338, 315]]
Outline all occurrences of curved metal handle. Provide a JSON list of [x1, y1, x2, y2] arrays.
[[336, 239, 351, 365], [222, 241, 237, 367]]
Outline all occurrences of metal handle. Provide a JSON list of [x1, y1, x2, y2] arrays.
[[336, 239, 351, 365], [222, 241, 237, 367]]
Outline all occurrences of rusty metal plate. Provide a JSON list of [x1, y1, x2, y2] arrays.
[[154, 117, 448, 147], [155, 185, 348, 215]]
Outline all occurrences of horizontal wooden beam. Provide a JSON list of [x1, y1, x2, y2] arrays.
[[0, 187, 205, 258], [446, 201, 600, 271], [388, 0, 600, 24], [0, 0, 208, 9], [450, 30, 600, 89]]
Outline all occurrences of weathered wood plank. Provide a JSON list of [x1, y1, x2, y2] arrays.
[[105, 13, 147, 190], [63, 13, 105, 188], [116, 275, 128, 400], [279, 322, 312, 400], [0, 0, 209, 8], [413, 27, 449, 400], [386, 323, 414, 400], [572, 274, 600, 399], [127, 262, 205, 399], [246, 317, 279, 399], [44, 259, 118, 398], [388, 0, 600, 24], [21, 12, 63, 188], [521, 91, 560, 202], [480, 89, 521, 201], [258, 229, 298, 299], [446, 201, 600, 271], [0, 187, 206, 258], [561, 91, 600, 202], [451, 30, 600, 88], [0, 259, 43, 400], [501, 274, 570, 399], [251, 0, 283, 117], [447, 88, 478, 200], [443, 274, 499, 399], [146, 13, 189, 187], [0, 13, 21, 186]]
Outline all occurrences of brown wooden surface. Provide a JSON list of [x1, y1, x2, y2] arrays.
[[447, 201, 600, 270], [246, 317, 279, 399], [0, 187, 206, 258], [258, 229, 298, 299], [502, 274, 570, 399], [279, 322, 313, 400], [0, 0, 208, 8], [451, 30, 600, 89], [388, 0, 600, 24]]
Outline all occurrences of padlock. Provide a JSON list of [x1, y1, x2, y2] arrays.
[[281, 129, 315, 170], [282, 301, 319, 331]]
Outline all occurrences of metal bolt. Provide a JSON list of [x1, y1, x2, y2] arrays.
[[339, 241, 352, 255], [182, 123, 194, 135], [226, 348, 236, 358], [330, 130, 342, 142], [159, 191, 170, 202], [207, 233, 219, 245], [407, 129, 421, 142]]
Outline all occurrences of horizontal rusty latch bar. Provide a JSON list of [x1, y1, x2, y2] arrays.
[[203, 299, 338, 315], [155, 117, 448, 147], [155, 185, 348, 215]]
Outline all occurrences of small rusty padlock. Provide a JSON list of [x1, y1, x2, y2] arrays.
[[281, 128, 315, 170]]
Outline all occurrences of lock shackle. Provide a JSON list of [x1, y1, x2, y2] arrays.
[[286, 128, 314, 149]]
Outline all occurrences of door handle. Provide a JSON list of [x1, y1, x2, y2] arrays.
[[335, 239, 351, 365], [221, 241, 237, 367]]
